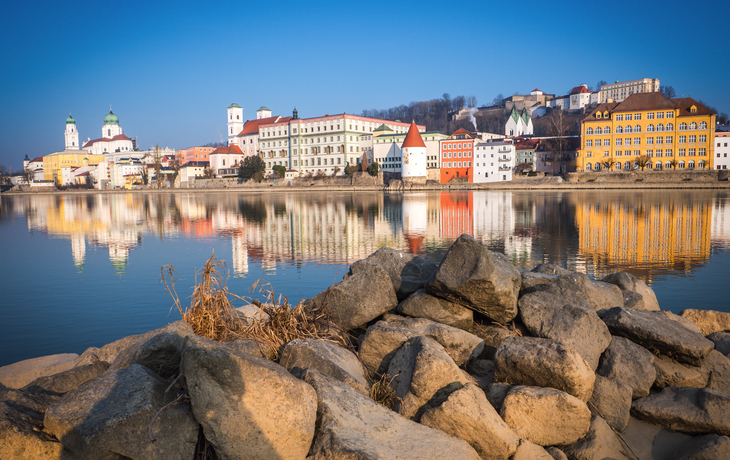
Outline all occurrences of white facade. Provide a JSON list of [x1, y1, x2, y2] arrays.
[[227, 103, 244, 145], [600, 78, 660, 103], [372, 131, 445, 173], [65, 117, 79, 150], [549, 96, 569, 110], [82, 110, 134, 155], [715, 133, 730, 170], [257, 107, 272, 119], [505, 106, 533, 137], [473, 140, 515, 183], [569, 85, 592, 110]]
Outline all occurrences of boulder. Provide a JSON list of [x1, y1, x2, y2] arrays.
[[387, 336, 469, 421], [528, 273, 624, 316], [469, 324, 518, 360], [349, 247, 438, 300], [358, 315, 484, 375], [674, 434, 730, 460], [653, 354, 707, 389], [679, 309, 730, 336], [181, 335, 317, 460], [708, 331, 730, 357], [699, 350, 730, 395], [302, 368, 481, 460], [44, 364, 199, 460], [597, 336, 655, 399], [500, 386, 591, 446], [465, 359, 495, 390], [531, 263, 573, 276], [601, 272, 660, 311], [619, 416, 695, 460], [494, 336, 595, 402], [519, 271, 559, 294], [602, 307, 714, 366], [74, 327, 163, 367], [224, 338, 276, 360], [517, 298, 611, 369], [0, 389, 65, 460], [279, 338, 369, 394], [563, 415, 633, 460], [22, 361, 109, 395], [420, 382, 519, 460], [486, 383, 512, 413], [546, 446, 569, 460], [396, 289, 473, 329], [306, 264, 398, 331], [587, 374, 632, 432], [107, 320, 194, 379], [426, 234, 521, 324], [0, 353, 78, 389], [512, 439, 554, 460], [233, 304, 269, 323], [631, 387, 730, 436]]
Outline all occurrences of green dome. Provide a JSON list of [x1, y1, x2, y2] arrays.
[[66, 115, 76, 124], [104, 110, 119, 125], [228, 103, 242, 108]]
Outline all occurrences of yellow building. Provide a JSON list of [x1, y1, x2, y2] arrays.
[[43, 150, 105, 182], [577, 93, 716, 172]]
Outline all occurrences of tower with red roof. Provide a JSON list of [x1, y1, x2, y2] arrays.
[[401, 121, 427, 182]]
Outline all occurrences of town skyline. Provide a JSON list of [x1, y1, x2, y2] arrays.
[[2, 0, 728, 171]]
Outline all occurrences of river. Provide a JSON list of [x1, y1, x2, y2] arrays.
[[1, 190, 729, 367]]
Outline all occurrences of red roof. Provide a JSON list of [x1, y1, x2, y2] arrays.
[[570, 85, 590, 95], [82, 133, 131, 147], [402, 121, 426, 149], [211, 145, 243, 154], [237, 116, 283, 136], [31, 156, 44, 163], [532, 88, 543, 93]]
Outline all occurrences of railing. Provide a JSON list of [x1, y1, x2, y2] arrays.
[[498, 147, 511, 153], [498, 156, 511, 162], [499, 166, 511, 171]]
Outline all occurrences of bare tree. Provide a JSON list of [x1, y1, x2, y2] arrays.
[[596, 80, 608, 90], [0, 164, 7, 184], [546, 108, 570, 174], [602, 158, 617, 170], [22, 167, 34, 185], [465, 95, 478, 108], [660, 85, 676, 98], [669, 159, 678, 170], [492, 94, 504, 107], [635, 155, 650, 170]]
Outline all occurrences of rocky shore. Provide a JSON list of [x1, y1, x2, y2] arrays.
[[2, 234, 730, 459]]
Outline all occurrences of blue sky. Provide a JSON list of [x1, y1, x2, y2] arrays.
[[1, 0, 727, 171]]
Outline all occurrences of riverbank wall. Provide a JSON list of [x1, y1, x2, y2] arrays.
[[1, 236, 729, 459]]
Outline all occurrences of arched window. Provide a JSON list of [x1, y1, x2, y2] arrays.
[[679, 161, 685, 168], [647, 162, 653, 169], [699, 121, 707, 129], [666, 123, 674, 131], [586, 163, 592, 170], [616, 163, 622, 170], [679, 122, 687, 130], [595, 163, 601, 171], [688, 161, 695, 169], [647, 124, 654, 132], [634, 125, 641, 133], [616, 126, 623, 133], [699, 160, 705, 168], [665, 161, 672, 169], [586, 127, 594, 135], [604, 127, 611, 134], [625, 161, 631, 170], [657, 124, 664, 132], [596, 127, 603, 134], [625, 125, 633, 133], [689, 122, 697, 130]]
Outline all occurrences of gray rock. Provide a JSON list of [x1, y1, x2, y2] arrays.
[[531, 263, 573, 276], [520, 271, 559, 294], [233, 304, 269, 323], [708, 331, 730, 357], [619, 416, 695, 460], [587, 374, 632, 433], [699, 350, 730, 395], [396, 289, 473, 329], [602, 307, 714, 366], [653, 354, 707, 389], [0, 353, 78, 389], [181, 334, 317, 460], [0, 389, 65, 460], [302, 368, 481, 460], [307, 264, 398, 331], [546, 446, 569, 460], [597, 336, 655, 399], [537, 273, 625, 316], [349, 247, 438, 300], [76, 328, 161, 367], [420, 382, 519, 460], [500, 386, 591, 447], [563, 415, 633, 460], [679, 309, 730, 336], [107, 320, 194, 379], [494, 336, 595, 402], [518, 296, 611, 369], [280, 338, 369, 394], [631, 387, 730, 436], [426, 234, 521, 324], [513, 439, 555, 460], [387, 336, 469, 421], [465, 359, 495, 390], [601, 272, 660, 311], [44, 364, 198, 460], [22, 361, 109, 395], [358, 315, 484, 375], [469, 324, 518, 360], [674, 434, 730, 460], [224, 338, 276, 360]]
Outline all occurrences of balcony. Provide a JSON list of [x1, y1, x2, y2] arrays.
[[498, 156, 512, 162], [498, 147, 511, 153], [499, 166, 511, 171]]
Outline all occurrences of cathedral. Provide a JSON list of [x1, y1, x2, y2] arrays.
[[79, 108, 135, 155]]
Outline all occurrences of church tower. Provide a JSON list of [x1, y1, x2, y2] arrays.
[[102, 107, 122, 138], [227, 103, 243, 145], [401, 121, 427, 183], [65, 114, 80, 150]]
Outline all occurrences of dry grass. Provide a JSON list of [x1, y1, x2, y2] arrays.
[[369, 373, 400, 409], [161, 251, 351, 361]]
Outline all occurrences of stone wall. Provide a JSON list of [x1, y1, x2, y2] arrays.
[[564, 170, 722, 184]]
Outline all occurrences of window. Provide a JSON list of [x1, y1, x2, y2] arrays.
[[666, 112, 674, 118], [699, 121, 707, 129], [689, 135, 697, 143], [679, 149, 686, 156], [587, 139, 593, 147], [615, 114, 623, 121], [699, 135, 706, 143], [647, 113, 655, 120], [634, 125, 641, 133], [596, 127, 603, 134], [625, 138, 631, 145], [699, 148, 706, 156], [604, 127, 611, 134], [657, 124, 664, 132], [626, 114, 633, 121], [625, 161, 631, 170], [647, 137, 654, 145], [679, 122, 687, 130], [679, 161, 685, 168], [666, 136, 673, 144], [647, 150, 653, 157], [635, 114, 642, 120], [625, 125, 632, 133], [666, 123, 674, 131], [689, 122, 697, 130], [616, 150, 622, 156], [657, 112, 664, 119], [604, 139, 610, 146], [656, 149, 663, 157], [616, 139, 622, 146], [689, 148, 696, 156]]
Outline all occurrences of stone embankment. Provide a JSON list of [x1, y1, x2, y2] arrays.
[[2, 235, 730, 459]]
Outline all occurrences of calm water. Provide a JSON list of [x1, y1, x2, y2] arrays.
[[1, 190, 729, 367]]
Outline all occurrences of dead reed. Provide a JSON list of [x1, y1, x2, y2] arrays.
[[368, 372, 400, 409]]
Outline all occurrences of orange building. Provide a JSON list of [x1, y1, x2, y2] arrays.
[[439, 192, 473, 238], [439, 129, 477, 183], [176, 146, 216, 165]]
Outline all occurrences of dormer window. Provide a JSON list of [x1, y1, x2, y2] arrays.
[[596, 112, 602, 119]]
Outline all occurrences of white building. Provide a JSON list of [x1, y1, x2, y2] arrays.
[[505, 105, 533, 137], [715, 132, 730, 170], [600, 78, 660, 103], [65, 115, 80, 149], [227, 105, 288, 158], [82, 109, 135, 155], [401, 121, 428, 182], [209, 145, 244, 176], [568, 85, 594, 110], [473, 139, 515, 183], [371, 125, 444, 173]]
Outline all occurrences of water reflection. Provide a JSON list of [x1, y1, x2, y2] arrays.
[[3, 190, 729, 282]]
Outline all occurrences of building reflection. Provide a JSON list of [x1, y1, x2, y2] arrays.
[[7, 189, 729, 283]]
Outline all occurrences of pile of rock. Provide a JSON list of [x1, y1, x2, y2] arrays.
[[2, 234, 730, 459]]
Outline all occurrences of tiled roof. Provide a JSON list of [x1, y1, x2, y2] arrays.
[[31, 156, 44, 163], [211, 145, 243, 154], [402, 121, 426, 148], [237, 116, 283, 136], [570, 85, 590, 95], [583, 93, 714, 122], [672, 97, 714, 116], [82, 133, 132, 147]]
